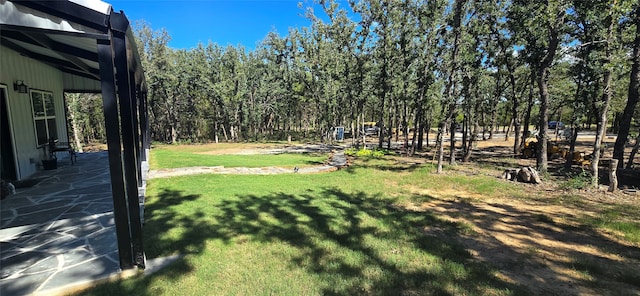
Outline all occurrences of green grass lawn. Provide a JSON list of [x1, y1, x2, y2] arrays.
[[78, 154, 528, 295], [150, 144, 327, 169], [76, 147, 640, 295]]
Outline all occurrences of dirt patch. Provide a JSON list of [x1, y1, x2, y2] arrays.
[[391, 133, 640, 295], [194, 144, 334, 155], [410, 193, 640, 295], [148, 145, 346, 178]]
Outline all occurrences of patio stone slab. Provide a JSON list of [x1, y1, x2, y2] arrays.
[[0, 152, 134, 296]]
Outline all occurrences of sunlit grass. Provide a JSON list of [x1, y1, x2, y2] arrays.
[[578, 207, 640, 244], [76, 147, 640, 296], [150, 146, 327, 169], [78, 154, 527, 295]]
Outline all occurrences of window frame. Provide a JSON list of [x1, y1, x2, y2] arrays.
[[30, 89, 57, 147]]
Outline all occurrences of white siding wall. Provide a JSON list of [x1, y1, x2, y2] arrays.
[[0, 45, 67, 180], [62, 72, 101, 92]]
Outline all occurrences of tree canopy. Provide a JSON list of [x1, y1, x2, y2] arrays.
[[67, 0, 640, 174]]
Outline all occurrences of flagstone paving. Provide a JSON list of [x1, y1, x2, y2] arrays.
[[0, 152, 127, 296]]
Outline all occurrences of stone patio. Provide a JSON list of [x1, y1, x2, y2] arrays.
[[0, 152, 129, 295]]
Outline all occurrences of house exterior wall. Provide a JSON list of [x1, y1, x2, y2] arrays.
[[62, 72, 101, 92], [0, 45, 68, 180]]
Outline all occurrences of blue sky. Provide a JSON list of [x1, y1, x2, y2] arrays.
[[108, 0, 319, 50]]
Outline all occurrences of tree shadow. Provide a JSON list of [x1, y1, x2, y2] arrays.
[[75, 188, 207, 296], [205, 187, 527, 295], [421, 197, 640, 295], [342, 157, 425, 174], [80, 183, 640, 295], [84, 186, 527, 295]]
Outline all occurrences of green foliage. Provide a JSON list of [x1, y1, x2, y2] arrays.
[[560, 169, 593, 190], [345, 147, 392, 159], [122, 0, 638, 173]]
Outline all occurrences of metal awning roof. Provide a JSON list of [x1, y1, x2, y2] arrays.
[[0, 0, 145, 92]]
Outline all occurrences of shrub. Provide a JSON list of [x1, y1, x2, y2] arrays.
[[345, 147, 390, 159], [561, 169, 592, 190]]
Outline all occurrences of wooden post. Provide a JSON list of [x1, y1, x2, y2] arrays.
[[608, 159, 619, 192]]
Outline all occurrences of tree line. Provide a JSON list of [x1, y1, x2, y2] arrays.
[[67, 0, 640, 182]]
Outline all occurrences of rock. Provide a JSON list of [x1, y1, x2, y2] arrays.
[[517, 166, 542, 184], [502, 169, 519, 181], [502, 167, 542, 184]]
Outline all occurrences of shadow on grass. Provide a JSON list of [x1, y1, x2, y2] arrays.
[[342, 157, 425, 174], [426, 198, 640, 294], [209, 187, 525, 295], [77, 186, 527, 295]]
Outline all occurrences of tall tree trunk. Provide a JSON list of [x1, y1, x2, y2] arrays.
[[489, 104, 497, 140], [536, 10, 564, 173], [449, 118, 457, 165], [489, 74, 501, 140], [387, 94, 393, 149], [591, 9, 616, 188], [565, 75, 584, 170], [536, 64, 552, 173], [481, 107, 487, 140], [521, 71, 535, 149], [510, 72, 521, 156], [436, 121, 446, 172], [66, 94, 84, 153], [463, 122, 479, 162], [436, 0, 465, 173], [411, 89, 426, 156], [613, 5, 640, 168]]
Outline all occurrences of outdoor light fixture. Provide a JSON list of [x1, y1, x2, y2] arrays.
[[13, 80, 28, 93]]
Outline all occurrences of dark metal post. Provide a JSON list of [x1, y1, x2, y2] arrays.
[[96, 38, 133, 270], [138, 89, 148, 162], [130, 72, 143, 187], [111, 12, 145, 268], [141, 91, 151, 154]]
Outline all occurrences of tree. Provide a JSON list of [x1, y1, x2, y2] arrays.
[[509, 0, 569, 173], [613, 4, 640, 168], [435, 0, 466, 173]]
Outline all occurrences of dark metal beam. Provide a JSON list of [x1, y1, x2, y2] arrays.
[[0, 30, 99, 61], [0, 37, 101, 80], [19, 31, 100, 80], [111, 23, 145, 269], [0, 24, 109, 40], [12, 1, 110, 33], [96, 37, 133, 270], [139, 90, 150, 161]]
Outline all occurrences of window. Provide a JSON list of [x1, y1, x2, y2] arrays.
[[31, 90, 57, 146]]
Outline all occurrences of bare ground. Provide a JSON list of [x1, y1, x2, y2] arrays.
[[394, 134, 640, 295], [408, 193, 640, 295]]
